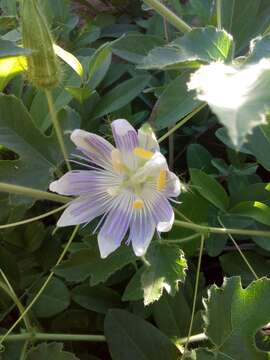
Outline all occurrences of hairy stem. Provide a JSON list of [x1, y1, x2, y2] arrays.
[[143, 0, 192, 33]]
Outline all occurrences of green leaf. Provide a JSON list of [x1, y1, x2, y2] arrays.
[[0, 56, 27, 91], [54, 245, 136, 285], [154, 72, 202, 130], [246, 123, 270, 171], [187, 144, 216, 174], [26, 342, 79, 360], [65, 87, 94, 103], [153, 289, 191, 339], [190, 169, 229, 211], [28, 277, 70, 318], [246, 34, 270, 64], [220, 0, 270, 53], [71, 283, 122, 314], [189, 277, 270, 359], [54, 44, 84, 78], [141, 243, 187, 305], [229, 201, 270, 226], [0, 94, 66, 202], [91, 75, 150, 119], [88, 44, 112, 90], [189, 59, 270, 148], [112, 33, 165, 64], [0, 40, 31, 58], [105, 309, 179, 360], [122, 267, 144, 302], [220, 252, 270, 286], [140, 27, 233, 70]]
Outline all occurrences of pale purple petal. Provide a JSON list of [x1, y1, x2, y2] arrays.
[[71, 129, 114, 170], [50, 170, 118, 196], [163, 171, 181, 198], [98, 192, 133, 258], [57, 193, 112, 227], [138, 123, 160, 152], [111, 119, 139, 152], [144, 190, 175, 232], [129, 209, 155, 257]]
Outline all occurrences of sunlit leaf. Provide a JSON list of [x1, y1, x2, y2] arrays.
[[53, 44, 84, 78], [0, 56, 27, 91], [189, 60, 270, 147], [140, 26, 233, 70], [141, 243, 187, 305]]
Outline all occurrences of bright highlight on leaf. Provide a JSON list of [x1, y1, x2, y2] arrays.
[[188, 59, 270, 147], [0, 56, 27, 91], [53, 44, 84, 78]]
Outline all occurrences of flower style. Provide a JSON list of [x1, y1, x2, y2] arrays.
[[49, 120, 180, 258]]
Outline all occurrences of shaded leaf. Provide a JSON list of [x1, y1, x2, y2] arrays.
[[154, 72, 202, 130], [105, 309, 179, 360], [0, 39, 31, 58], [28, 277, 70, 318], [112, 33, 165, 64], [26, 342, 78, 360], [72, 283, 122, 314], [0, 94, 66, 203], [190, 169, 229, 211], [54, 245, 136, 285], [88, 44, 112, 90], [91, 75, 151, 119]]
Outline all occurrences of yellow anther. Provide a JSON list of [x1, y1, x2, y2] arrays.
[[133, 147, 154, 160], [157, 169, 167, 192], [111, 149, 124, 173], [133, 199, 144, 210]]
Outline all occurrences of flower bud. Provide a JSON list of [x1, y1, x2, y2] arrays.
[[21, 0, 60, 89]]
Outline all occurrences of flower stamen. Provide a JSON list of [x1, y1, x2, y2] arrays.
[[111, 149, 124, 173], [133, 147, 154, 160], [157, 169, 167, 192]]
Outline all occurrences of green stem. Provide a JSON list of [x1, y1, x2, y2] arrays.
[[158, 103, 206, 143], [0, 226, 80, 346], [218, 217, 259, 280], [0, 332, 105, 342], [183, 235, 205, 357], [0, 204, 68, 230], [0, 183, 70, 204], [174, 219, 270, 238], [143, 0, 192, 33], [161, 233, 201, 244], [0, 331, 206, 344], [216, 0, 222, 29], [0, 283, 31, 333], [45, 90, 71, 171]]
